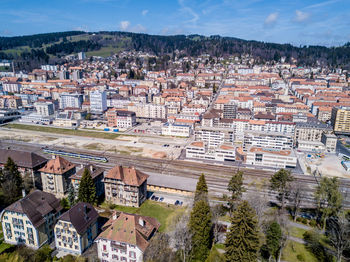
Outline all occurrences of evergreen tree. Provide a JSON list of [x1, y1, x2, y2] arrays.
[[78, 168, 97, 205], [269, 169, 294, 211], [225, 201, 259, 262], [265, 221, 282, 261], [0, 157, 23, 203], [189, 199, 212, 261], [67, 183, 76, 207], [226, 170, 245, 215], [194, 174, 208, 203]]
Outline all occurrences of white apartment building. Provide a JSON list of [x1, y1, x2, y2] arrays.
[[90, 90, 107, 113], [246, 147, 297, 168], [161, 123, 191, 137], [34, 102, 54, 116], [59, 93, 83, 109], [186, 142, 236, 162], [194, 127, 233, 148], [243, 131, 293, 150], [128, 103, 167, 119], [3, 82, 21, 93]]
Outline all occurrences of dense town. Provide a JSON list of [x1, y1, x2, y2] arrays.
[[0, 49, 350, 262]]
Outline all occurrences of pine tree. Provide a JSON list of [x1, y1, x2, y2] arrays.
[[225, 201, 259, 262], [194, 174, 208, 203], [0, 157, 23, 203], [67, 183, 76, 207], [226, 170, 245, 215], [189, 199, 212, 261], [78, 168, 97, 205], [270, 169, 294, 211], [265, 221, 282, 261]]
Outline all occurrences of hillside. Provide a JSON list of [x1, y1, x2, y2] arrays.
[[0, 31, 350, 71]]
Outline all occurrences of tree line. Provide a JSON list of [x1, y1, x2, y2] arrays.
[[144, 169, 350, 262]]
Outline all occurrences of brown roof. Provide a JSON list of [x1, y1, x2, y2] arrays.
[[39, 156, 75, 175], [97, 212, 160, 252], [105, 166, 149, 186], [58, 202, 99, 235], [70, 164, 104, 181], [4, 190, 62, 228], [0, 149, 47, 169]]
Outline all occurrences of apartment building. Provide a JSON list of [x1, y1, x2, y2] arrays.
[[194, 126, 233, 148], [185, 141, 236, 162], [161, 123, 191, 137], [59, 93, 83, 109], [90, 90, 107, 113], [294, 121, 332, 146], [96, 211, 160, 262], [246, 147, 297, 168], [106, 109, 136, 129], [70, 165, 105, 198], [34, 101, 54, 116], [39, 156, 76, 199], [321, 133, 337, 153], [331, 107, 350, 134], [0, 190, 62, 249], [104, 166, 149, 207], [55, 202, 99, 255], [244, 131, 293, 150], [3, 82, 21, 93]]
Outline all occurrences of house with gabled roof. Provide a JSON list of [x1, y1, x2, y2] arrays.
[[39, 156, 76, 198], [104, 166, 149, 207], [0, 190, 62, 249], [95, 211, 160, 262], [54, 202, 99, 255]]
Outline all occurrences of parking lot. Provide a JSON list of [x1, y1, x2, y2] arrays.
[[148, 191, 191, 206]]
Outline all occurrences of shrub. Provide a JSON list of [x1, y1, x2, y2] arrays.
[[296, 217, 302, 223], [108, 203, 117, 209], [301, 218, 308, 224], [309, 219, 317, 227], [297, 254, 305, 261]]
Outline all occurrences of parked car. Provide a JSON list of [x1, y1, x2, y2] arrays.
[[159, 197, 164, 202], [151, 195, 155, 200]]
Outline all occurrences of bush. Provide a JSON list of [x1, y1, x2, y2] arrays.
[[309, 219, 317, 227], [108, 203, 117, 209], [297, 254, 305, 261], [296, 217, 302, 223], [301, 218, 308, 224]]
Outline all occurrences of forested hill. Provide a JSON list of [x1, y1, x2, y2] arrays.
[[1, 30, 350, 71]]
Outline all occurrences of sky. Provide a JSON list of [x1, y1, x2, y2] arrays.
[[0, 0, 350, 47]]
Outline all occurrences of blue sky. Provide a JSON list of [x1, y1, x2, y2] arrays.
[[0, 0, 349, 46]]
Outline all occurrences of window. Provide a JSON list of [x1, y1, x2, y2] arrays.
[[129, 251, 136, 258], [103, 245, 107, 251]]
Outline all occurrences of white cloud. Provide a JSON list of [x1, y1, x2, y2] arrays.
[[142, 9, 148, 16], [132, 24, 147, 33], [295, 10, 310, 22], [264, 12, 278, 25], [119, 20, 130, 31]]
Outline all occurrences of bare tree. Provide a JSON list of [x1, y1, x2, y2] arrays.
[[143, 232, 177, 262], [289, 181, 307, 221], [327, 214, 350, 262], [170, 213, 193, 262], [211, 204, 225, 244], [246, 189, 269, 227]]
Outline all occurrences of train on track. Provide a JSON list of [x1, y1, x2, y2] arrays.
[[43, 148, 108, 163]]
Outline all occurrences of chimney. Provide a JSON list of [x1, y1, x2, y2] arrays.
[[22, 189, 26, 198], [52, 154, 56, 160], [139, 218, 145, 227], [90, 165, 93, 172]]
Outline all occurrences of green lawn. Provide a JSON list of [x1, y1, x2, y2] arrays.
[[290, 226, 308, 239], [5, 124, 124, 140], [101, 200, 185, 232], [0, 243, 12, 254], [282, 240, 318, 262]]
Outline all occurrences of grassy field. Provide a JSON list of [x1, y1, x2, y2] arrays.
[[86, 46, 123, 57], [282, 240, 318, 262], [290, 226, 308, 239], [101, 200, 185, 233], [5, 124, 124, 140]]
